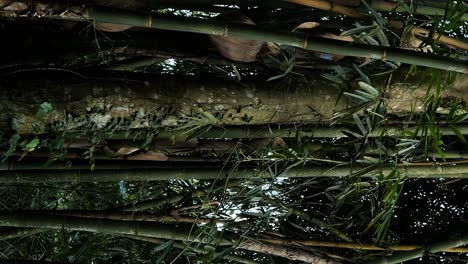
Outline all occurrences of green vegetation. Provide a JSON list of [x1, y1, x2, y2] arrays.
[[0, 0, 467, 263]]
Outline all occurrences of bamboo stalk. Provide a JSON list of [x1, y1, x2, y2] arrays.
[[261, 238, 468, 253], [18, 210, 220, 225], [0, 212, 340, 264], [236, 239, 341, 264], [0, 212, 231, 245], [0, 160, 231, 171], [124, 235, 259, 264], [0, 164, 467, 183], [367, 234, 468, 264], [2, 2, 465, 73], [84, 7, 467, 74], [59, 124, 468, 140]]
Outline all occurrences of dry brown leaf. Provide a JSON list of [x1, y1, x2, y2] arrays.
[[316, 32, 354, 42], [292, 22, 320, 31], [115, 147, 140, 156], [127, 151, 169, 161], [263, 42, 281, 56], [209, 12, 264, 62], [95, 23, 133, 32]]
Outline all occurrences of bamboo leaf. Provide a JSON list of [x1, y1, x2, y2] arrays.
[[358, 82, 379, 97], [353, 114, 367, 135], [449, 124, 466, 143], [353, 64, 371, 84], [24, 137, 40, 152], [344, 92, 369, 102], [341, 24, 378, 36], [152, 240, 174, 253]]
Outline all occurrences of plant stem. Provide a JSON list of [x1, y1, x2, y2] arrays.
[[367, 234, 468, 264], [1, 164, 468, 183], [85, 7, 467, 73], [124, 235, 259, 264], [0, 212, 228, 245], [24, 210, 221, 224], [261, 238, 468, 253], [0, 212, 340, 264]]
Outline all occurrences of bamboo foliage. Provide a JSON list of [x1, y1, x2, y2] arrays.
[[0, 1, 467, 263]]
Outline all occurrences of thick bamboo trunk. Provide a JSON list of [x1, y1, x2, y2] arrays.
[[1, 71, 466, 135], [0, 72, 345, 133]]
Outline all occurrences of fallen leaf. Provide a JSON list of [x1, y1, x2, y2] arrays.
[[115, 147, 140, 156], [95, 23, 133, 32], [292, 22, 320, 31], [127, 151, 169, 161]]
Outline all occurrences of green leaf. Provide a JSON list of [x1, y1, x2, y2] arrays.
[[2, 134, 20, 162], [358, 82, 379, 97], [37, 102, 53, 118], [245, 186, 263, 197], [344, 92, 369, 102], [24, 137, 40, 152], [151, 240, 174, 254], [353, 64, 371, 84], [352, 114, 367, 136], [449, 124, 466, 144], [341, 24, 378, 36]]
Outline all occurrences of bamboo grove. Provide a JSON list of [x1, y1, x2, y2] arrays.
[[0, 0, 467, 263]]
